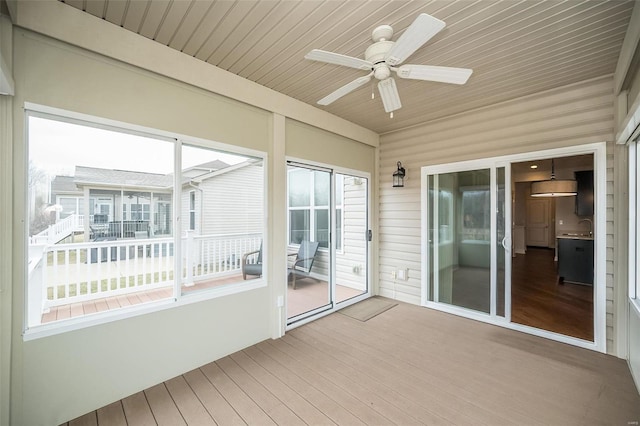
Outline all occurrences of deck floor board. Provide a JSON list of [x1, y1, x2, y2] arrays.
[[95, 402, 127, 426], [67, 300, 640, 425]]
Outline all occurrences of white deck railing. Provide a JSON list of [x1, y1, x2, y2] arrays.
[[28, 232, 262, 323], [30, 214, 85, 245], [183, 232, 262, 285]]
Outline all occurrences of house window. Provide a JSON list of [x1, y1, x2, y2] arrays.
[[287, 168, 344, 250], [26, 110, 265, 335], [189, 191, 196, 231], [130, 203, 150, 221]]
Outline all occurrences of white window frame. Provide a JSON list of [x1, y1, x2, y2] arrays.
[[23, 104, 267, 340], [287, 167, 331, 250], [628, 140, 640, 315], [189, 190, 196, 231]]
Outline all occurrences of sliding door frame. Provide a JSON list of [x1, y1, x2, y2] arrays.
[[286, 157, 372, 330], [421, 143, 607, 353]]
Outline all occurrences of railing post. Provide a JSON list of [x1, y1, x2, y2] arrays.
[[184, 231, 194, 286]]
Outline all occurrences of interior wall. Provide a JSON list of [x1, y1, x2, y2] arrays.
[[285, 119, 376, 173], [11, 27, 273, 425], [378, 75, 617, 352]]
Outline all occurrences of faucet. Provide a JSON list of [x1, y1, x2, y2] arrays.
[[578, 218, 593, 237]]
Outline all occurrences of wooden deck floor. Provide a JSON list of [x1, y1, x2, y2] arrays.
[[44, 275, 364, 323], [66, 298, 640, 425]]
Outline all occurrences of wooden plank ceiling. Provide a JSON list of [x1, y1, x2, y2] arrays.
[[59, 0, 635, 134]]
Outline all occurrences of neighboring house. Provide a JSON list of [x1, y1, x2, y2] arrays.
[[180, 160, 263, 236], [48, 161, 247, 240]]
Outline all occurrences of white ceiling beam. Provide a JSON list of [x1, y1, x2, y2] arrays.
[[12, 0, 379, 147], [613, 0, 640, 95]]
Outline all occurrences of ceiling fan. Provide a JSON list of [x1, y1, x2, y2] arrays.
[[305, 13, 473, 117]]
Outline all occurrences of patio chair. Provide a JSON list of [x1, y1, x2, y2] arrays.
[[242, 242, 263, 280], [288, 240, 320, 290]]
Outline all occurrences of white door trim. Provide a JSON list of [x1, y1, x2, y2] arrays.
[[421, 142, 607, 353], [285, 157, 373, 329]]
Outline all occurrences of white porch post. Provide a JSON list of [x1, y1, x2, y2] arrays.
[[184, 230, 194, 286], [83, 186, 90, 240], [149, 191, 155, 237]]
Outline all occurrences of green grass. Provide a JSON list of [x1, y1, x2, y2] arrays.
[[47, 270, 175, 300], [47, 250, 87, 266]]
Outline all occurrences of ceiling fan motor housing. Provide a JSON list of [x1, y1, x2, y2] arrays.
[[365, 38, 394, 80], [365, 40, 394, 64]]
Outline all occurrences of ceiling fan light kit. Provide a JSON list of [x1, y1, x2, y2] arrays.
[[305, 13, 472, 116]]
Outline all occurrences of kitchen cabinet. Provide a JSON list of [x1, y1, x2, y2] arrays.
[[575, 170, 594, 216], [557, 237, 594, 285]]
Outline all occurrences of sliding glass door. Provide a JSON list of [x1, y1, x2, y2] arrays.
[[286, 163, 370, 324], [424, 162, 510, 319], [335, 173, 369, 303]]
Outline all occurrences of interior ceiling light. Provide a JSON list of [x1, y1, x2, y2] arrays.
[[530, 164, 538, 169], [530, 159, 577, 197]]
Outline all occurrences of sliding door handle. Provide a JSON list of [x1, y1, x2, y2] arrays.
[[501, 236, 511, 252]]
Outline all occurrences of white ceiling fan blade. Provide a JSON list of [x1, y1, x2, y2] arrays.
[[385, 13, 446, 66], [396, 64, 473, 84], [318, 74, 373, 106], [377, 78, 402, 113], [305, 49, 373, 71]]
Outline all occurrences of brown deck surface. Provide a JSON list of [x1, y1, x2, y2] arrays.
[[44, 275, 364, 323], [66, 299, 640, 425]]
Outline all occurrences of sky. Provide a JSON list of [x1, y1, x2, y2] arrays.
[[29, 116, 247, 177]]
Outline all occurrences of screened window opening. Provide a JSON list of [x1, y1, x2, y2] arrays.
[[26, 113, 265, 332]]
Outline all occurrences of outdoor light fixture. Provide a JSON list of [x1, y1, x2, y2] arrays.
[[530, 159, 577, 197], [393, 161, 406, 187]]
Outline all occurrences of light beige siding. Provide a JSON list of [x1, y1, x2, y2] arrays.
[[181, 163, 264, 237], [200, 163, 264, 236], [378, 76, 616, 352], [336, 177, 368, 291]]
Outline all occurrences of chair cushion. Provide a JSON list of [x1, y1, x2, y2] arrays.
[[244, 263, 262, 276]]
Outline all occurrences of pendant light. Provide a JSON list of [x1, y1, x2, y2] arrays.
[[530, 159, 577, 197]]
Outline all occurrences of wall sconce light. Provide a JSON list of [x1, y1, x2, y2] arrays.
[[393, 161, 406, 187]]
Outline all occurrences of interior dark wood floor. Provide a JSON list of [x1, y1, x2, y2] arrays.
[[65, 299, 639, 425], [511, 247, 593, 341]]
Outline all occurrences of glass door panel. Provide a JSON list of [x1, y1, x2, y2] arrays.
[[335, 174, 368, 303], [428, 169, 491, 314], [287, 165, 332, 321], [496, 167, 507, 317]]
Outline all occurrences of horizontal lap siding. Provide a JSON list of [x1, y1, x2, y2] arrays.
[[201, 164, 264, 236], [378, 76, 616, 351], [336, 179, 367, 290]]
